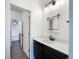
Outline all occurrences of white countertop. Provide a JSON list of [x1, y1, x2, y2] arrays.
[[34, 37, 68, 55]]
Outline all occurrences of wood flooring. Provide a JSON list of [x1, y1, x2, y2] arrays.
[[11, 40, 28, 59]]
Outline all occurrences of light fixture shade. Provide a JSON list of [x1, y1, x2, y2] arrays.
[[11, 20, 18, 25], [52, 0, 56, 5]]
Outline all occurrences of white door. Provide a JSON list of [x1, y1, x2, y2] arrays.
[[19, 21, 23, 49], [22, 11, 30, 57]]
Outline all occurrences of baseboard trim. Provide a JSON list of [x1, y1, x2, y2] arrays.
[[23, 51, 29, 59]]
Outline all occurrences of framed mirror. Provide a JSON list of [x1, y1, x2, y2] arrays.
[[47, 14, 60, 30]]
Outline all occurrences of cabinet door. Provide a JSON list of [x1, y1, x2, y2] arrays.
[[34, 45, 43, 59], [44, 51, 58, 59]]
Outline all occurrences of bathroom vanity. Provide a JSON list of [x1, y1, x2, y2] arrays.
[[33, 38, 68, 59]]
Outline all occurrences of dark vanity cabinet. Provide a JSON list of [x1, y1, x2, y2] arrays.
[[44, 45, 68, 59], [44, 50, 58, 59], [34, 40, 68, 59], [34, 40, 44, 59]]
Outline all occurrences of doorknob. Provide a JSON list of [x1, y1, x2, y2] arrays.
[[19, 33, 24, 36], [21, 34, 24, 36]]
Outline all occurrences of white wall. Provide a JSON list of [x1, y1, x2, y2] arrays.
[[5, 0, 10, 59], [41, 0, 69, 42]]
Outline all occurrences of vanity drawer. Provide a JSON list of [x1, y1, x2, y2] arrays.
[[44, 49, 58, 59], [44, 45, 68, 59]]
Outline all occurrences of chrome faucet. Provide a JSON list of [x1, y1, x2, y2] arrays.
[[49, 35, 55, 41]]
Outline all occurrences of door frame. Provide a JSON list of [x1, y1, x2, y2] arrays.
[[10, 4, 31, 59]]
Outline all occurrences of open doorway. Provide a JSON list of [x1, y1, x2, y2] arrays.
[[11, 20, 23, 47], [10, 4, 30, 59], [11, 20, 24, 48]]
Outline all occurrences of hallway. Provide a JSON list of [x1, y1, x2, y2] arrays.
[[11, 40, 28, 59]]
